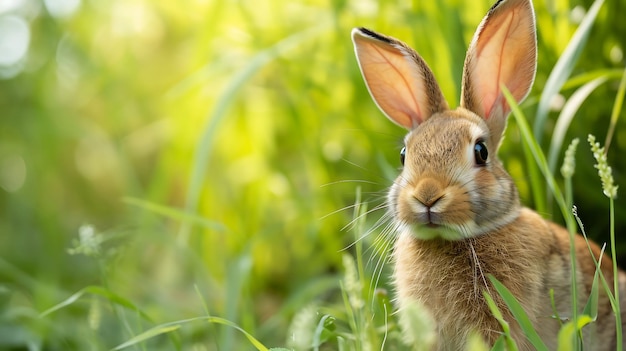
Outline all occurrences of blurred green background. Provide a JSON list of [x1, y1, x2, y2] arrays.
[[0, 0, 624, 349]]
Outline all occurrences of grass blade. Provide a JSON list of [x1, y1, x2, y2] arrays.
[[312, 314, 335, 350], [504, 86, 582, 344], [547, 77, 607, 177], [562, 69, 624, 91], [40, 285, 152, 322], [221, 254, 253, 349], [557, 315, 594, 351], [112, 316, 269, 351], [488, 276, 549, 351], [581, 263, 600, 320], [533, 0, 606, 142], [504, 88, 570, 226], [610, 199, 623, 350], [604, 65, 626, 152], [491, 337, 507, 351], [123, 197, 225, 231], [113, 325, 181, 350], [483, 290, 517, 351]]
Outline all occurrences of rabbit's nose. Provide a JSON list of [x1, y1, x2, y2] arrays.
[[414, 178, 444, 208]]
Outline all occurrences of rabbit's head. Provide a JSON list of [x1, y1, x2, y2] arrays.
[[352, 0, 537, 240]]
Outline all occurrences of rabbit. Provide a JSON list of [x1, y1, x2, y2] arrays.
[[351, 0, 625, 349]]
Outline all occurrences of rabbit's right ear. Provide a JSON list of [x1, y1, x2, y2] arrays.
[[352, 28, 449, 130], [461, 0, 537, 144]]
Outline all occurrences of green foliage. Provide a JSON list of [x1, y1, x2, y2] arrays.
[[483, 289, 518, 351], [487, 275, 549, 351], [0, 0, 624, 349]]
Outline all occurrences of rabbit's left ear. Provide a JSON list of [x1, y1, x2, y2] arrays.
[[461, 0, 537, 141]]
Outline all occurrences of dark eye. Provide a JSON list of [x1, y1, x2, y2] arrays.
[[400, 147, 406, 165], [474, 141, 488, 165]]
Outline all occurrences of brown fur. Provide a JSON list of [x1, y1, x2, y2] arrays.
[[395, 208, 620, 349], [351, 0, 625, 348]]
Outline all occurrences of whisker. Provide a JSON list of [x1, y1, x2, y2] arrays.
[[340, 158, 373, 172], [341, 201, 388, 234], [466, 238, 490, 298], [340, 203, 390, 251], [319, 203, 361, 221], [369, 238, 393, 302], [370, 213, 396, 247], [320, 179, 381, 188]]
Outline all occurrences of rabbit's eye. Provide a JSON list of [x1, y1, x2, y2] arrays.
[[474, 141, 488, 165], [400, 147, 406, 165]]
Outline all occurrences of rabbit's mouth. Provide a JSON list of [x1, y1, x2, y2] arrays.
[[394, 188, 480, 240], [415, 209, 443, 228]]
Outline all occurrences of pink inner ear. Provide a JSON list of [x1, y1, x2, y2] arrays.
[[462, 0, 536, 121], [360, 43, 425, 127], [352, 28, 448, 129], [484, 92, 504, 120]]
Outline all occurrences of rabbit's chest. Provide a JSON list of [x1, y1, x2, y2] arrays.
[[394, 233, 496, 314], [392, 230, 544, 344]]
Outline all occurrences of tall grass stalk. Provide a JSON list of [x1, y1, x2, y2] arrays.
[[505, 98, 624, 348], [560, 138, 579, 210], [610, 198, 621, 351], [588, 134, 621, 350], [351, 187, 367, 313], [338, 186, 392, 350], [560, 138, 604, 349], [504, 89, 581, 340], [347, 187, 367, 350]]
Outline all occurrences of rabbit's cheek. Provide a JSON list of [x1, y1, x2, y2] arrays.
[[467, 165, 520, 229], [440, 188, 473, 225], [394, 190, 421, 224]]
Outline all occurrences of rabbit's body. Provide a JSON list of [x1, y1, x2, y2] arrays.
[[395, 207, 618, 350], [351, 0, 625, 348]]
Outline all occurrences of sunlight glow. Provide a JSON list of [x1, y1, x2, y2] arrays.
[[0, 15, 29, 67]]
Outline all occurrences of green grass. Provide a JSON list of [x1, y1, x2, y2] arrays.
[[0, 0, 624, 349]]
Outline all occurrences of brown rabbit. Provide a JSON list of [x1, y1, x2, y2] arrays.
[[351, 0, 625, 349]]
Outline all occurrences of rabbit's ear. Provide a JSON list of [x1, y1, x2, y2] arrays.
[[352, 28, 448, 130], [461, 0, 536, 141]]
